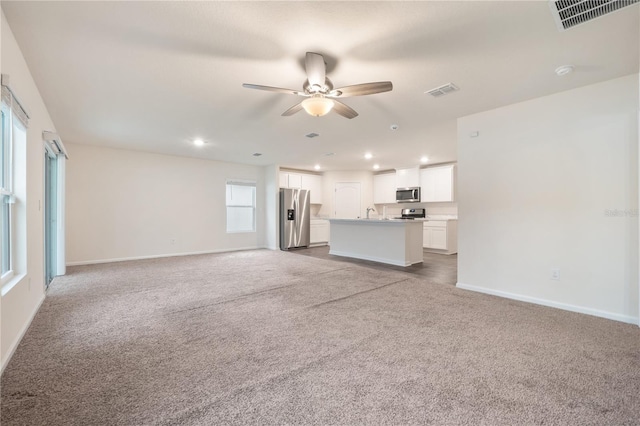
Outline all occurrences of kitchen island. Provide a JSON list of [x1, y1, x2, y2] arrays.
[[328, 218, 423, 267]]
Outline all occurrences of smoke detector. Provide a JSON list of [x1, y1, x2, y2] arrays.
[[555, 65, 574, 76]]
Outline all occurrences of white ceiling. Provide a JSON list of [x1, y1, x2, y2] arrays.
[[2, 1, 638, 172]]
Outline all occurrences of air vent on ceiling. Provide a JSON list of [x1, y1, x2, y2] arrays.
[[549, 0, 639, 31], [425, 83, 459, 98], [305, 132, 320, 138]]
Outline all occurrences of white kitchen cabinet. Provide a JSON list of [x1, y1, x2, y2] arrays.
[[279, 172, 289, 189], [310, 219, 330, 246], [420, 164, 456, 202], [301, 173, 323, 204], [423, 220, 457, 254], [395, 167, 420, 188], [287, 173, 302, 188], [281, 172, 323, 203], [373, 172, 397, 204], [279, 172, 302, 188]]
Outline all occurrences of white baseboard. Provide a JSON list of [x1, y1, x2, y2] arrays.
[[423, 248, 457, 255], [66, 246, 262, 266], [456, 282, 639, 325], [309, 242, 329, 248], [329, 249, 420, 267], [1, 293, 45, 374]]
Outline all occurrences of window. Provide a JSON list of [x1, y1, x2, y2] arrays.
[[1, 103, 13, 281], [226, 180, 256, 233], [1, 80, 29, 288]]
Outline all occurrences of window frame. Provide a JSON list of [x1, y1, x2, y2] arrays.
[[1, 102, 14, 285]]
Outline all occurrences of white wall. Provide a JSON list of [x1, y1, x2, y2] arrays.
[[457, 74, 639, 324], [1, 12, 56, 370], [318, 170, 374, 218], [65, 143, 266, 264], [264, 164, 279, 250]]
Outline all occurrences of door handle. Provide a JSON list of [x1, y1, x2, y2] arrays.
[[293, 195, 298, 244]]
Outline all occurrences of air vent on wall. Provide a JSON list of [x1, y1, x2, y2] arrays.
[[425, 83, 459, 98], [550, 0, 639, 31]]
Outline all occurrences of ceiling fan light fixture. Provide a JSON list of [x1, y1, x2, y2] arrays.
[[302, 95, 334, 117]]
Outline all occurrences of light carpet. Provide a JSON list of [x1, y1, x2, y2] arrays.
[[1, 249, 639, 425]]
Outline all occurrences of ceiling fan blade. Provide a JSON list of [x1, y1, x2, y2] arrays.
[[281, 103, 304, 117], [329, 81, 393, 97], [332, 100, 358, 119], [305, 52, 326, 90], [242, 83, 302, 95]]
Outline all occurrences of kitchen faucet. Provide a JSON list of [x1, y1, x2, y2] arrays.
[[366, 206, 375, 219]]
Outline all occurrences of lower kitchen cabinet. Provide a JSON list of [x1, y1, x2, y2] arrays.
[[310, 219, 330, 246], [423, 220, 457, 254]]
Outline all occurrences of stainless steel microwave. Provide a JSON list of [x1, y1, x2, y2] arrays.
[[396, 187, 421, 203]]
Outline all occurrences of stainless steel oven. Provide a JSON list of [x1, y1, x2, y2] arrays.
[[396, 187, 421, 203]]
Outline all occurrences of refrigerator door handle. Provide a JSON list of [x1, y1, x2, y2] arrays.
[[294, 194, 299, 246]]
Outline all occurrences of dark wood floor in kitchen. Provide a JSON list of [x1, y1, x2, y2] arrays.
[[291, 246, 458, 286]]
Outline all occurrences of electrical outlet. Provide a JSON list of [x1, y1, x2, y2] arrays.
[[551, 268, 560, 280]]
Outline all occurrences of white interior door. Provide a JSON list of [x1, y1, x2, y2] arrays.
[[334, 182, 361, 218]]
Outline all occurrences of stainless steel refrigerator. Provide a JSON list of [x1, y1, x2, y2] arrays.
[[280, 188, 310, 250]]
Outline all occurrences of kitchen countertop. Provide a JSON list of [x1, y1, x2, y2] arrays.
[[425, 215, 458, 220], [329, 218, 424, 224], [319, 216, 458, 221]]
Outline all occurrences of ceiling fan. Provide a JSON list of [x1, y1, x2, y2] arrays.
[[242, 52, 392, 119]]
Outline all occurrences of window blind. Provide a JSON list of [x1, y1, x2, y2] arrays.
[[1, 75, 29, 128]]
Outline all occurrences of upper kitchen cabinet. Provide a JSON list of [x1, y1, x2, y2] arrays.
[[280, 172, 302, 189], [395, 167, 420, 188], [280, 171, 323, 204], [420, 164, 456, 202], [373, 172, 397, 204], [301, 173, 323, 204]]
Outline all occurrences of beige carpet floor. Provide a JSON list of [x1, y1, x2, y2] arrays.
[[1, 249, 639, 425]]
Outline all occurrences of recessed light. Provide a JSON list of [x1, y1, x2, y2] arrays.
[[194, 138, 204, 146], [252, 153, 262, 157], [555, 65, 574, 76], [390, 124, 399, 131], [364, 152, 373, 160], [420, 156, 429, 163], [324, 152, 335, 157], [373, 164, 380, 170], [314, 164, 321, 170]]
